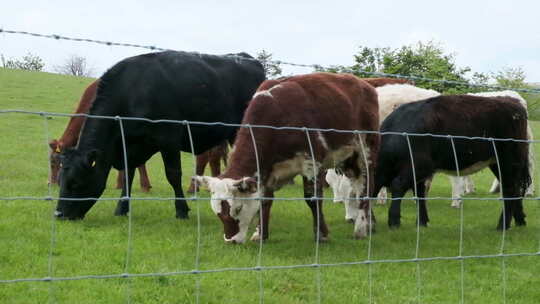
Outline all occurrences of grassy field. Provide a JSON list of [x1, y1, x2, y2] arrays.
[[1, 67, 539, 303]]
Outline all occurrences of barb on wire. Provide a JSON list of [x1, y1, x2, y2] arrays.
[[3, 28, 540, 94]]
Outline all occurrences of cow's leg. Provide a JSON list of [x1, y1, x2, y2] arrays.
[[114, 167, 136, 216], [376, 187, 387, 205], [250, 190, 274, 242], [449, 176, 465, 208], [416, 181, 429, 226], [388, 170, 413, 228], [116, 170, 125, 189], [137, 164, 152, 192], [161, 151, 190, 219], [464, 176, 475, 194], [388, 189, 405, 228], [489, 179, 500, 194], [303, 176, 329, 242], [187, 153, 209, 193], [489, 164, 514, 230], [493, 158, 528, 228], [209, 147, 222, 177]]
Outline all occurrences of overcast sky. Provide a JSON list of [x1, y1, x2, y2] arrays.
[[2, 0, 539, 82]]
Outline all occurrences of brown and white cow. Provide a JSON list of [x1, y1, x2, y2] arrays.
[[48, 80, 153, 192], [195, 72, 380, 243]]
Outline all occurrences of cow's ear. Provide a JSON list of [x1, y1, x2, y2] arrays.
[[233, 177, 258, 194], [192, 176, 211, 189], [85, 149, 101, 168]]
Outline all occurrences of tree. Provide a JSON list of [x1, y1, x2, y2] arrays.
[[256, 49, 282, 79], [316, 41, 472, 93], [492, 66, 527, 89], [55, 55, 93, 77], [1, 52, 44, 71]]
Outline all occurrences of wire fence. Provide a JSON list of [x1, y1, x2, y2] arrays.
[[1, 28, 540, 303], [1, 110, 540, 304]]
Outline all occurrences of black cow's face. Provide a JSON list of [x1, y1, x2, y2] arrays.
[[55, 148, 106, 220]]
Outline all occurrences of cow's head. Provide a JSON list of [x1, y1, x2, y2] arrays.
[[48, 139, 63, 185], [193, 176, 260, 244], [55, 148, 107, 220]]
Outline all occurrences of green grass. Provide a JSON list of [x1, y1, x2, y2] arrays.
[[1, 67, 540, 303]]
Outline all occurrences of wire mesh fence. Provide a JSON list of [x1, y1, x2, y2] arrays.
[[1, 110, 539, 303], [1, 29, 540, 303]]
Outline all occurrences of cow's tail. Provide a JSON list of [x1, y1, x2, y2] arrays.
[[516, 119, 532, 197]]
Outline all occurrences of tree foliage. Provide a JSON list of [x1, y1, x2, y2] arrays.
[[1, 52, 45, 71], [256, 49, 282, 79], [54, 55, 93, 77], [317, 41, 474, 93]]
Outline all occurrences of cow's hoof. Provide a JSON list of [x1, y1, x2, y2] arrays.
[[388, 223, 401, 229], [176, 213, 189, 220], [353, 232, 366, 240], [316, 235, 329, 242], [496, 225, 510, 231], [417, 221, 429, 227], [114, 208, 129, 216]]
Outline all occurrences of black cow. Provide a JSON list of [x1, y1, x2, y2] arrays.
[[55, 50, 265, 220], [373, 95, 530, 230]]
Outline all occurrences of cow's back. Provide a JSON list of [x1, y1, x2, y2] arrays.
[[87, 51, 265, 153], [225, 73, 379, 182], [380, 95, 528, 173]]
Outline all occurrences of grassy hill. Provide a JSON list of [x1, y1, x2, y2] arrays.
[[1, 68, 539, 303]]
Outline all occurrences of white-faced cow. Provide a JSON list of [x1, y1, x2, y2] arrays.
[[195, 72, 380, 243], [374, 94, 530, 230], [55, 51, 265, 220]]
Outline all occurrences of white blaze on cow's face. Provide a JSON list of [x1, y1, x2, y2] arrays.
[[194, 176, 260, 244]]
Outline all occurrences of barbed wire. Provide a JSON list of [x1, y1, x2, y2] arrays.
[[2, 28, 540, 94]]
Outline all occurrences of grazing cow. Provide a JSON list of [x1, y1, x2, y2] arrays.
[[326, 85, 535, 211], [373, 95, 530, 230], [54, 50, 265, 220], [48, 79, 152, 192], [187, 141, 229, 193], [195, 72, 380, 243]]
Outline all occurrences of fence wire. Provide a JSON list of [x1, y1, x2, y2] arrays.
[[0, 110, 539, 304], [2, 28, 540, 94]]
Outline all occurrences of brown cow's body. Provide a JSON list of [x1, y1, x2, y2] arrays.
[[197, 72, 380, 243], [48, 80, 152, 192]]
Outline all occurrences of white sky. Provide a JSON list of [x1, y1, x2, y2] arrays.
[[1, 0, 539, 82]]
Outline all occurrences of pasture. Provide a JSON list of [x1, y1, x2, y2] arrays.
[[1, 67, 539, 303]]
